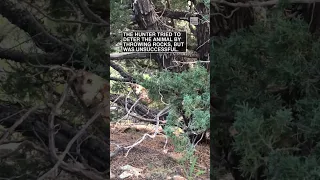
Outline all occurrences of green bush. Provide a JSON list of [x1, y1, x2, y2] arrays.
[[212, 12, 320, 179], [142, 64, 210, 150]]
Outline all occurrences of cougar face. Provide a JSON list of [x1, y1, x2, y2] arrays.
[[73, 70, 107, 106], [130, 83, 152, 104]]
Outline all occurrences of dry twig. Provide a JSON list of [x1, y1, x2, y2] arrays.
[[38, 109, 103, 180], [0, 105, 41, 144], [124, 105, 171, 157]]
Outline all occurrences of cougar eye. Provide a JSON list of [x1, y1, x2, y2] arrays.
[[87, 79, 92, 84]]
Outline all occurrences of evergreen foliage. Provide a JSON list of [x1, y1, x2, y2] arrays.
[[0, 1, 110, 179], [110, 0, 131, 49], [212, 12, 320, 179], [142, 64, 210, 149]]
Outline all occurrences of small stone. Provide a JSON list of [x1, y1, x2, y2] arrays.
[[173, 175, 187, 180], [119, 171, 133, 179], [110, 171, 116, 179]]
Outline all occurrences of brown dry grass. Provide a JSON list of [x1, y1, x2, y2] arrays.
[[110, 122, 210, 180]]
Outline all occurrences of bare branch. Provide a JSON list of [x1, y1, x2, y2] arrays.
[[110, 52, 199, 60], [0, 47, 66, 65], [212, 0, 320, 7], [0, 0, 73, 52], [0, 102, 109, 173], [110, 77, 133, 82], [110, 61, 136, 82], [38, 109, 102, 180], [124, 105, 171, 157], [23, 1, 108, 27], [0, 105, 41, 144], [110, 94, 161, 120], [47, 77, 73, 164], [128, 112, 166, 124], [154, 7, 203, 21], [75, 0, 109, 25]]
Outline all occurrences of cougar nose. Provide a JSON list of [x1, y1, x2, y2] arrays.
[[78, 89, 85, 95]]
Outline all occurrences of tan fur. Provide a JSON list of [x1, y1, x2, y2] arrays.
[[130, 84, 152, 104], [73, 70, 109, 122]]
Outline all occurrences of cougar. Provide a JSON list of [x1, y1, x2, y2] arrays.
[[73, 70, 110, 123], [130, 83, 152, 104]]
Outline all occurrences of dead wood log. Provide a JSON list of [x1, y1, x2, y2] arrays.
[[0, 101, 109, 172], [111, 93, 163, 119]]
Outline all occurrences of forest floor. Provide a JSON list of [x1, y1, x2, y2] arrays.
[[110, 122, 210, 180]]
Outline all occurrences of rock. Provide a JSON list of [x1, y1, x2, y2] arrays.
[[119, 171, 133, 179], [172, 175, 187, 180], [119, 164, 143, 179], [110, 171, 116, 179]]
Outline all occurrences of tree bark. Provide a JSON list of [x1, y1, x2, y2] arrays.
[[195, 2, 210, 62], [0, 101, 109, 172]]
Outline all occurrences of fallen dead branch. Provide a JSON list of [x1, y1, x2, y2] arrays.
[[111, 123, 164, 134], [123, 105, 171, 157], [212, 0, 320, 8], [0, 105, 41, 144], [110, 52, 199, 60], [110, 94, 162, 120], [110, 142, 125, 160], [0, 101, 109, 174], [38, 108, 103, 180], [0, 139, 106, 180]]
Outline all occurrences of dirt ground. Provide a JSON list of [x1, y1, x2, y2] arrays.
[[110, 122, 210, 180]]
